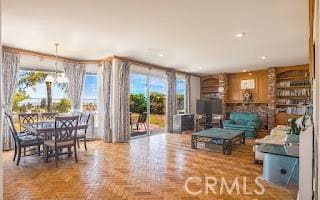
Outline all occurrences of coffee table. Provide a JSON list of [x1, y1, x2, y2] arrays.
[[191, 128, 245, 155]]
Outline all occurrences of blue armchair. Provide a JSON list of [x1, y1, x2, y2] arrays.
[[223, 112, 260, 138]]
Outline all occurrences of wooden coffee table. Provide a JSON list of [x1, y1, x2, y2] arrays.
[[191, 128, 245, 155]]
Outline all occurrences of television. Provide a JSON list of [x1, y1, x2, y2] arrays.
[[196, 99, 222, 114]]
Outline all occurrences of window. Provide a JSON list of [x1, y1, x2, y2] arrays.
[[82, 73, 98, 112], [14, 69, 70, 113], [176, 79, 186, 114]]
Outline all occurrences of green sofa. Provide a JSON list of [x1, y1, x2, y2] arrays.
[[223, 112, 260, 138]]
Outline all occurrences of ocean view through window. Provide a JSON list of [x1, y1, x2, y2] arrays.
[[13, 71, 98, 113], [14, 69, 70, 113]]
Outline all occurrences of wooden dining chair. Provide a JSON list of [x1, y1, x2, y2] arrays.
[[18, 113, 39, 132], [41, 112, 58, 121], [18, 113, 40, 155], [77, 112, 91, 151], [5, 112, 44, 166], [138, 112, 147, 131], [130, 113, 139, 130], [44, 116, 79, 167]]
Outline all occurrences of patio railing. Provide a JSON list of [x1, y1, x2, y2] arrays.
[[16, 98, 97, 112]]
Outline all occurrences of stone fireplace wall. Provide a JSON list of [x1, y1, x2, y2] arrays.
[[226, 104, 268, 129], [267, 68, 276, 129], [218, 73, 229, 120]]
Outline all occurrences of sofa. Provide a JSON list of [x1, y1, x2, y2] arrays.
[[253, 115, 308, 163], [223, 112, 260, 138], [253, 125, 290, 162]]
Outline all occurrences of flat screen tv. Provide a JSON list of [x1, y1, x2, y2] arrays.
[[196, 99, 222, 114]]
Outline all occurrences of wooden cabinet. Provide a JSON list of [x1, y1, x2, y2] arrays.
[[275, 113, 302, 125], [173, 114, 194, 133]]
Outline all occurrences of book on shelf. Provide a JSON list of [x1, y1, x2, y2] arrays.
[[276, 106, 312, 115], [277, 88, 310, 97], [277, 80, 310, 87], [202, 92, 220, 99], [277, 98, 311, 105]]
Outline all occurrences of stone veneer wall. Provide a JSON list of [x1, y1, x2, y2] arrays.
[[267, 68, 276, 129], [225, 104, 268, 129], [218, 73, 228, 120]]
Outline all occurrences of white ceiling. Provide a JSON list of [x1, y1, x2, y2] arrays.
[[2, 0, 309, 75]]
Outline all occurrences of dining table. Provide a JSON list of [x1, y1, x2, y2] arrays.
[[22, 119, 88, 158], [23, 120, 88, 138]]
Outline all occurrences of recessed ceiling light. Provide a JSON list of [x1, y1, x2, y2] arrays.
[[159, 53, 164, 57], [236, 32, 246, 38], [260, 56, 267, 60]]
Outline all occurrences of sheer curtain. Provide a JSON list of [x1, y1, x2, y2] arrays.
[[64, 62, 86, 112], [111, 59, 130, 143], [102, 61, 112, 142], [2, 51, 20, 150], [185, 74, 191, 114], [166, 70, 176, 132]]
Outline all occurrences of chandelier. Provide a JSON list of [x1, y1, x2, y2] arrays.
[[44, 43, 69, 83]]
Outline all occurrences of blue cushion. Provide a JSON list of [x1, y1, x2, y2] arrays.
[[235, 119, 247, 125], [247, 121, 257, 128], [223, 119, 235, 125], [224, 124, 255, 130]]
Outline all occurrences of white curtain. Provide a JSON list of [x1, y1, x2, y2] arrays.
[[185, 74, 191, 114], [112, 61, 130, 143], [166, 70, 176, 132], [64, 62, 86, 112], [2, 51, 20, 150], [102, 61, 112, 142]]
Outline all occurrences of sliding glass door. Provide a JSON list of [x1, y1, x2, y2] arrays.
[[130, 73, 148, 137], [129, 72, 167, 138], [149, 76, 167, 134]]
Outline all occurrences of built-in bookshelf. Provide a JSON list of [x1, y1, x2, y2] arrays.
[[200, 76, 220, 99], [276, 68, 312, 117]]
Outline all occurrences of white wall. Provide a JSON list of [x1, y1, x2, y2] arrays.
[[190, 76, 200, 114]]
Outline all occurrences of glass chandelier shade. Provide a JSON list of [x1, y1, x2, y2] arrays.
[[44, 43, 69, 83]]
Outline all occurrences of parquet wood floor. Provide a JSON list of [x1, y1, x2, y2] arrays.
[[3, 133, 297, 200]]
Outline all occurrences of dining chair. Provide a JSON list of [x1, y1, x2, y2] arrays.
[[41, 112, 58, 121], [5, 112, 44, 166], [130, 113, 139, 131], [138, 112, 147, 131], [18, 113, 40, 155], [43, 116, 79, 167], [18, 113, 39, 132], [77, 112, 91, 151]]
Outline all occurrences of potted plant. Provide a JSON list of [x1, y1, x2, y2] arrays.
[[284, 117, 304, 154]]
